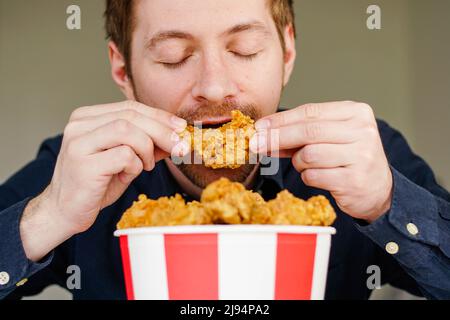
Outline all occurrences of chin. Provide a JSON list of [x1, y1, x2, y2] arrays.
[[176, 163, 256, 189]]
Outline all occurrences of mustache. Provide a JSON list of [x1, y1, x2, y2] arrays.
[[175, 101, 261, 124]]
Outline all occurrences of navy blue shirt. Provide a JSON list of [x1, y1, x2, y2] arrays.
[[1, 120, 449, 300]]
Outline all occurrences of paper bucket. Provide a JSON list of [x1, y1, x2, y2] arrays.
[[114, 225, 336, 300]]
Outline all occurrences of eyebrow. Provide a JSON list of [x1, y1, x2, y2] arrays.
[[146, 21, 270, 50], [146, 31, 194, 49], [222, 21, 271, 37]]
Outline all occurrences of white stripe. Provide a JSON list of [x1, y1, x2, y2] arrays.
[[218, 232, 277, 300], [310, 234, 331, 300], [128, 234, 168, 300]]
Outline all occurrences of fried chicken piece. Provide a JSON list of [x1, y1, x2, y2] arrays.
[[201, 177, 272, 224], [117, 179, 336, 229], [180, 110, 256, 169], [116, 194, 211, 229], [305, 195, 337, 227], [267, 191, 336, 226]]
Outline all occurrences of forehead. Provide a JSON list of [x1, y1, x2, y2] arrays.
[[133, 0, 274, 37]]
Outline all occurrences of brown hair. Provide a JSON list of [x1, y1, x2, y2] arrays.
[[105, 0, 295, 75]]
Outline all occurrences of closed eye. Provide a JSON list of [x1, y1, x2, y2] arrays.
[[160, 55, 192, 69], [230, 51, 260, 60]]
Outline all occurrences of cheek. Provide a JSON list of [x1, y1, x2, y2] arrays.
[[131, 61, 193, 114], [235, 52, 284, 116]]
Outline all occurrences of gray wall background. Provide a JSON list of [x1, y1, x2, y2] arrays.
[[1, 0, 449, 300]]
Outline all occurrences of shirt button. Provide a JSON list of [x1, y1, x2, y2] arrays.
[[0, 271, 10, 285], [16, 278, 28, 287], [406, 223, 419, 236], [385, 242, 399, 255]]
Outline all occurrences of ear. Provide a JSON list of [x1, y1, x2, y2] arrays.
[[282, 24, 297, 86], [108, 41, 136, 100]]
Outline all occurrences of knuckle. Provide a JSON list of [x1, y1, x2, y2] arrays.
[[148, 160, 156, 171], [365, 125, 379, 139], [302, 169, 316, 185], [120, 146, 136, 162], [69, 107, 86, 121], [124, 100, 141, 112], [291, 154, 302, 172], [276, 113, 287, 127], [63, 122, 78, 137], [303, 103, 321, 120], [146, 137, 155, 155], [122, 109, 139, 122], [301, 146, 317, 164], [114, 119, 132, 134], [135, 159, 144, 173], [303, 123, 322, 141], [358, 103, 375, 119]]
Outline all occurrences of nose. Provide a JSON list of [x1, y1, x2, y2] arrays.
[[191, 51, 239, 104]]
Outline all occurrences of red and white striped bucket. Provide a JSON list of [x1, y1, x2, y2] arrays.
[[114, 225, 336, 300]]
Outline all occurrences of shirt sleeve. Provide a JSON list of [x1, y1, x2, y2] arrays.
[[355, 120, 450, 300], [0, 135, 70, 300], [0, 199, 54, 299]]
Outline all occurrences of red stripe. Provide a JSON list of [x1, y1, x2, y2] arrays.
[[275, 233, 317, 300], [119, 236, 135, 300], [164, 234, 218, 300]]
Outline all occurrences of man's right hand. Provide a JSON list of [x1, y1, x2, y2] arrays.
[[20, 101, 189, 261]]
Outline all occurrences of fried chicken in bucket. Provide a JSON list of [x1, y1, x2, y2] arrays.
[[117, 178, 336, 229]]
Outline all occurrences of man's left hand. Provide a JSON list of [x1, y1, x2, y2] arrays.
[[250, 101, 393, 223]]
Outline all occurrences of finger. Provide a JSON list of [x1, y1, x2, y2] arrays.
[[250, 121, 357, 153], [90, 145, 144, 184], [267, 149, 297, 158], [70, 101, 187, 132], [255, 102, 361, 130], [292, 144, 356, 171], [70, 114, 184, 155], [71, 120, 156, 170], [301, 168, 348, 192], [154, 148, 171, 163]]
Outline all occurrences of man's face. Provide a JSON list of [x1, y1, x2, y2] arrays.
[[115, 0, 295, 187]]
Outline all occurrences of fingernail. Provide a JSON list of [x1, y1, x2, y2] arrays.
[[171, 116, 187, 132], [255, 119, 271, 131]]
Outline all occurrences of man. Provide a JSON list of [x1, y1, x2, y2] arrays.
[[0, 0, 449, 300]]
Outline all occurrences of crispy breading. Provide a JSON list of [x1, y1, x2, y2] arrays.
[[179, 110, 256, 169], [116, 194, 212, 229], [201, 178, 272, 224], [267, 191, 336, 226], [117, 178, 336, 229]]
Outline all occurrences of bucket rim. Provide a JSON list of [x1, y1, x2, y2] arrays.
[[114, 225, 336, 237]]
